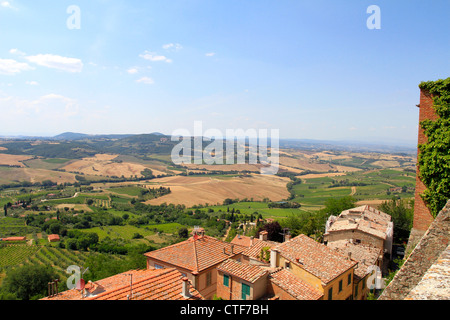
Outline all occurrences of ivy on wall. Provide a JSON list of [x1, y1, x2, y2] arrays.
[[417, 77, 450, 217]]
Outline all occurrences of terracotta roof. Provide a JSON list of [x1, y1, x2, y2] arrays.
[[144, 235, 246, 273], [327, 240, 382, 280], [231, 235, 254, 247], [242, 238, 279, 261], [218, 259, 268, 283], [41, 268, 203, 300], [0, 237, 26, 241], [274, 234, 357, 284], [269, 268, 323, 300], [48, 234, 60, 241], [326, 205, 393, 240]]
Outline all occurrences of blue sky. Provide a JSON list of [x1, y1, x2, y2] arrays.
[[0, 0, 449, 145]]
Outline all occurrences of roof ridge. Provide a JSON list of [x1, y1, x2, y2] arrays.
[[90, 268, 176, 300], [192, 236, 200, 274]]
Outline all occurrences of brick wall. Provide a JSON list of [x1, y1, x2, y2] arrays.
[[412, 89, 437, 232]]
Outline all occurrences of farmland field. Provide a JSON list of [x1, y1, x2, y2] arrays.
[[145, 174, 291, 207]]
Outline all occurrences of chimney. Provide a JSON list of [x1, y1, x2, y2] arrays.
[[285, 234, 291, 242], [259, 231, 268, 241], [270, 250, 277, 268], [181, 277, 191, 299], [348, 252, 352, 260], [231, 244, 234, 255], [250, 236, 254, 246], [47, 279, 59, 298]]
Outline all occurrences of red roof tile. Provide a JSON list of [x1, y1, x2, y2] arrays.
[[218, 259, 268, 283], [144, 235, 246, 273], [269, 268, 323, 300], [41, 268, 203, 300], [274, 234, 357, 284]]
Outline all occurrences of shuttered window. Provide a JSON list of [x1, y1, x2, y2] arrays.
[[241, 283, 250, 300]]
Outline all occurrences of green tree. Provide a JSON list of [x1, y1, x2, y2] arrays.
[[1, 264, 58, 300], [178, 227, 189, 239], [379, 198, 413, 243]]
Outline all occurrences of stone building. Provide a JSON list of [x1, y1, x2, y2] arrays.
[[324, 205, 393, 261]]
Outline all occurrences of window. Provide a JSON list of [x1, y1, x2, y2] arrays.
[[241, 283, 251, 300], [206, 271, 212, 287], [154, 264, 164, 269], [348, 273, 352, 286], [284, 261, 290, 269], [223, 274, 229, 287], [328, 287, 333, 300], [339, 280, 343, 292]]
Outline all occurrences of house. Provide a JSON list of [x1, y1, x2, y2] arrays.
[[266, 268, 323, 300], [0, 236, 26, 242], [216, 259, 269, 300], [41, 268, 204, 300], [48, 234, 60, 242], [270, 234, 357, 300], [144, 229, 246, 299], [324, 205, 393, 259], [327, 240, 383, 300]]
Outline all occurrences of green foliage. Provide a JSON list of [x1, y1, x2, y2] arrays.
[[1, 264, 58, 300], [379, 198, 413, 243], [418, 78, 450, 217], [323, 196, 357, 216], [259, 246, 271, 262]]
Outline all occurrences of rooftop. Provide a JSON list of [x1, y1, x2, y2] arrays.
[[218, 259, 268, 283], [327, 240, 382, 280], [326, 205, 393, 240], [274, 234, 357, 284], [269, 268, 323, 300], [144, 235, 246, 274], [41, 268, 203, 300]]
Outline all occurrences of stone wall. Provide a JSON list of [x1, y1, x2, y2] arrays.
[[379, 200, 450, 300]]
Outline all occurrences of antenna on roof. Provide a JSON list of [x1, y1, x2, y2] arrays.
[[124, 273, 133, 300]]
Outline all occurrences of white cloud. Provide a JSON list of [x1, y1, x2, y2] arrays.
[[127, 67, 139, 74], [0, 58, 34, 75], [162, 43, 183, 51], [136, 76, 155, 85], [1, 1, 15, 9], [205, 52, 216, 57], [26, 54, 83, 73], [9, 48, 26, 56], [26, 81, 39, 86], [139, 51, 172, 63]]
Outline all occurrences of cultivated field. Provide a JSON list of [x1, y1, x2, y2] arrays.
[[61, 154, 151, 178], [0, 154, 34, 167], [146, 174, 291, 207]]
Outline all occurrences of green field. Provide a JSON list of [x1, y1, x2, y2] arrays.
[[206, 201, 309, 219], [292, 169, 415, 208], [107, 186, 145, 197], [76, 223, 184, 241], [0, 217, 40, 238]]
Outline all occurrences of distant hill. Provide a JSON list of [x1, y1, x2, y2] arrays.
[[279, 138, 417, 154], [52, 132, 90, 140]]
